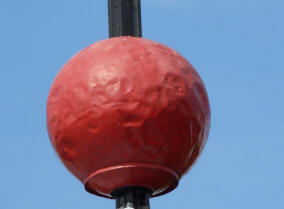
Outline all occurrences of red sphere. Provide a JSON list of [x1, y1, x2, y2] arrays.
[[47, 37, 210, 198]]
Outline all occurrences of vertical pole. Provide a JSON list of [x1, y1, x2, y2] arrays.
[[112, 187, 152, 209], [108, 0, 142, 38]]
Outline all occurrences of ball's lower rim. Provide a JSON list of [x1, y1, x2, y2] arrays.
[[84, 163, 180, 199]]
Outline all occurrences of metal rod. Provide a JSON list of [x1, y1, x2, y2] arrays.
[[108, 0, 142, 38], [112, 186, 152, 209]]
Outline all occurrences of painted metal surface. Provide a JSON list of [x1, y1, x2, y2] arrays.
[[47, 36, 210, 198]]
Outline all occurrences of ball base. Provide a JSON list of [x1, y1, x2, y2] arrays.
[[84, 163, 179, 198]]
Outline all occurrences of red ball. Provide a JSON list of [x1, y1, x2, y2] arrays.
[[47, 37, 210, 198]]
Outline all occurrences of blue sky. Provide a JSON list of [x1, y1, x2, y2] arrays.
[[0, 0, 283, 209]]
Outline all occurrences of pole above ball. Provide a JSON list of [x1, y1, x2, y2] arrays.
[[108, 0, 142, 38]]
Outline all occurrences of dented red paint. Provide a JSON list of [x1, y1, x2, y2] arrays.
[[47, 37, 210, 198]]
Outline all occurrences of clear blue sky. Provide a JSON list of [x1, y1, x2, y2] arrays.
[[0, 0, 283, 209]]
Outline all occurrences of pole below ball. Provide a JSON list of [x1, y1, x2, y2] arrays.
[[112, 187, 152, 209]]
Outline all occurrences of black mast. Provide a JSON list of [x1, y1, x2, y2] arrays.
[[112, 186, 152, 209], [108, 2, 148, 208], [108, 0, 142, 37]]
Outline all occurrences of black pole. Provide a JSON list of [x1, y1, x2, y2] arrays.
[[108, 0, 142, 38], [112, 186, 152, 209]]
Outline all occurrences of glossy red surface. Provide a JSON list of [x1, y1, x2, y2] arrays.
[[47, 36, 210, 198]]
